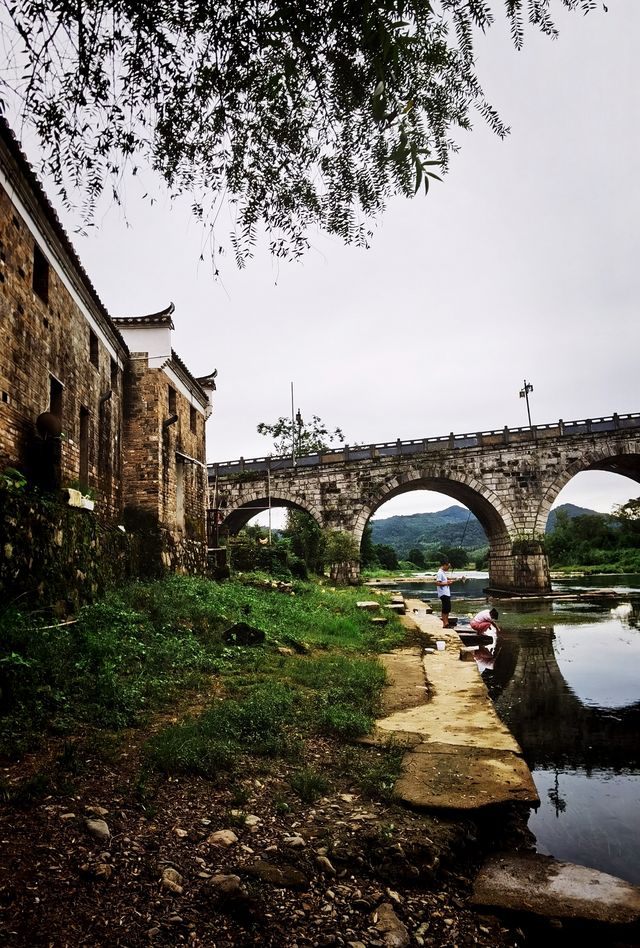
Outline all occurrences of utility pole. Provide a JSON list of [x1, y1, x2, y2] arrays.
[[296, 409, 303, 457], [519, 379, 534, 430], [290, 381, 296, 467], [267, 462, 272, 545]]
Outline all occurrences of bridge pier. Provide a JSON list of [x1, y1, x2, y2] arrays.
[[329, 559, 360, 585], [488, 544, 551, 597]]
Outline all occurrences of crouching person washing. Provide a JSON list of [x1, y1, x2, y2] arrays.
[[470, 607, 501, 634]]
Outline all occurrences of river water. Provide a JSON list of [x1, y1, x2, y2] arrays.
[[389, 572, 640, 884]]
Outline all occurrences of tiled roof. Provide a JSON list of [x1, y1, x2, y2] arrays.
[[0, 115, 127, 354], [112, 302, 175, 329], [171, 349, 211, 409], [196, 370, 218, 391]]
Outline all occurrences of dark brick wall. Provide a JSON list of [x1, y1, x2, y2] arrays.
[[0, 183, 125, 517], [0, 130, 210, 587]]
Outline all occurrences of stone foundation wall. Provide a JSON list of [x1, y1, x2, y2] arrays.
[[1, 485, 135, 612], [1, 485, 209, 612]]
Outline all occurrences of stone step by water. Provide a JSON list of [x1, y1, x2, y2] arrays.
[[471, 852, 640, 929]]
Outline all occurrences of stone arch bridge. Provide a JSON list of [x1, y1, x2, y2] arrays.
[[208, 412, 640, 593]]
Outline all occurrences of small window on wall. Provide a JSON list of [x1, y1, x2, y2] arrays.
[[168, 385, 177, 414], [190, 405, 197, 434], [49, 375, 63, 418], [110, 357, 119, 390], [89, 329, 99, 368], [79, 406, 90, 490], [33, 244, 49, 303]]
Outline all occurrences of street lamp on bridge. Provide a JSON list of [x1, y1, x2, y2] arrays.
[[519, 379, 534, 429]]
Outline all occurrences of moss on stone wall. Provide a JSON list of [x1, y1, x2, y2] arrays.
[[1, 484, 137, 613], [1, 485, 209, 612]]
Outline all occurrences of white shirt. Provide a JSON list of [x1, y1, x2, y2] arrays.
[[473, 608, 493, 623], [436, 568, 450, 598]]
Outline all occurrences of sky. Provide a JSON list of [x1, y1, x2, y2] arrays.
[[10, 2, 640, 521]]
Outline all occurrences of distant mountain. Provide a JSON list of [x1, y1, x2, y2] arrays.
[[370, 506, 486, 555], [370, 503, 600, 555], [546, 503, 601, 532]]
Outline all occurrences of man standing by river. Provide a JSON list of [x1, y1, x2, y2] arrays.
[[436, 559, 461, 628]]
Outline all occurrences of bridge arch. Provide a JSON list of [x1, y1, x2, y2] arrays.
[[535, 444, 640, 533], [352, 470, 517, 554], [219, 487, 323, 535]]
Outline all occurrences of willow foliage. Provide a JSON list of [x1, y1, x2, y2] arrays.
[[0, 1, 596, 264]]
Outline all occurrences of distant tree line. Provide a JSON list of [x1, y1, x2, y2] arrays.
[[362, 500, 640, 574], [360, 524, 477, 572], [227, 512, 361, 579], [225, 499, 640, 578], [545, 501, 640, 572]]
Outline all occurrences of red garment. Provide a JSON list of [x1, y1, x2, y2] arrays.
[[470, 619, 493, 633]]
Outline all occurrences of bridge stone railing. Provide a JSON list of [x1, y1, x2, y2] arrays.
[[208, 412, 640, 479]]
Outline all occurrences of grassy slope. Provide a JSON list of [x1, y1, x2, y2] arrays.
[[0, 575, 405, 774]]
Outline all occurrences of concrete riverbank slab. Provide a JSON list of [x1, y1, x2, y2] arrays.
[[394, 742, 538, 809], [374, 607, 522, 755], [377, 648, 429, 715], [367, 601, 538, 810], [471, 852, 640, 926]]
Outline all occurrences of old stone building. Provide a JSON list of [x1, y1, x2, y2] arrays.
[[0, 116, 215, 599], [114, 306, 216, 571]]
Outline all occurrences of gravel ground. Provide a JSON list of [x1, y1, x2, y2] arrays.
[[0, 723, 537, 948]]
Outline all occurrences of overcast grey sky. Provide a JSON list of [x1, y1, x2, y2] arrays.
[[24, 2, 640, 519]]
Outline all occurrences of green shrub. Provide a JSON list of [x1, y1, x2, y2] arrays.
[[289, 766, 329, 802]]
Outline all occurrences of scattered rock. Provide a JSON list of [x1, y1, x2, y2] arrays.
[[230, 809, 257, 823], [281, 636, 311, 654], [210, 873, 246, 898], [241, 860, 309, 890], [315, 855, 336, 876], [206, 829, 238, 848], [373, 902, 410, 947], [283, 835, 306, 848], [85, 818, 110, 842], [161, 867, 184, 895], [85, 805, 109, 817]]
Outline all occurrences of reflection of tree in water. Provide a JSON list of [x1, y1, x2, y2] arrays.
[[482, 625, 640, 771], [547, 770, 567, 816], [624, 602, 640, 630]]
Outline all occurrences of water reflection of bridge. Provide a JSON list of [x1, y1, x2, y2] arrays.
[[483, 623, 640, 771]]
